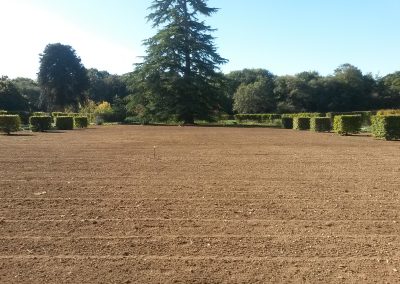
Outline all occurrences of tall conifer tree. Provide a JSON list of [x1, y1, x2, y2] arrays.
[[136, 0, 227, 123]]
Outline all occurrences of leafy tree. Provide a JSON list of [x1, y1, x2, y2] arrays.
[[12, 77, 41, 110], [134, 0, 228, 124], [38, 43, 89, 111], [273, 72, 323, 113], [321, 64, 375, 112], [377, 71, 400, 108], [86, 68, 128, 102], [233, 78, 276, 113], [0, 76, 29, 111]]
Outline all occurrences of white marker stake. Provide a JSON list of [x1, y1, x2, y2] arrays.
[[153, 146, 156, 159]]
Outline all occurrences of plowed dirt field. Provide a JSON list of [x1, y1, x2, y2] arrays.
[[1, 125, 400, 283]]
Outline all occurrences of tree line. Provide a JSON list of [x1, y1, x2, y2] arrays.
[[1, 0, 400, 122]]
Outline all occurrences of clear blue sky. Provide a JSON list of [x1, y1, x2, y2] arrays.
[[1, 0, 399, 79]]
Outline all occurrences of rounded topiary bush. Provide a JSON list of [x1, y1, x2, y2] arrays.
[[74, 116, 88, 128], [55, 116, 74, 130], [0, 115, 21, 134], [310, 117, 331, 132], [30, 116, 52, 132]]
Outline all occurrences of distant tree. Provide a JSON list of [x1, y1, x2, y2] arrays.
[[134, 0, 228, 123], [86, 69, 128, 103], [377, 71, 400, 108], [323, 64, 375, 111], [38, 43, 89, 111], [233, 77, 276, 113], [274, 71, 323, 113], [12, 77, 41, 110], [0, 76, 29, 111]]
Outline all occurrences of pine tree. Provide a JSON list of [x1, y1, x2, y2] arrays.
[[136, 0, 227, 124]]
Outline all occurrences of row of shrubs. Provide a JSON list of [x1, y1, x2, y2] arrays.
[[284, 114, 400, 140], [0, 113, 88, 134], [236, 111, 375, 125]]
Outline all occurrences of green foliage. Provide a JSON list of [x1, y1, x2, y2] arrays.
[[377, 109, 400, 116], [293, 117, 311, 130], [233, 72, 276, 114], [33, 112, 47, 116], [371, 115, 400, 140], [0, 110, 7, 115], [310, 117, 331, 132], [38, 43, 89, 111], [0, 115, 21, 134], [11, 77, 41, 110], [327, 111, 374, 127], [282, 112, 324, 118], [333, 115, 362, 135], [135, 0, 227, 124], [281, 117, 293, 129], [52, 112, 68, 117], [86, 68, 128, 103], [30, 116, 52, 132], [234, 114, 281, 122], [7, 111, 30, 124], [0, 76, 29, 111], [378, 72, 400, 109], [55, 116, 74, 130], [74, 116, 88, 128]]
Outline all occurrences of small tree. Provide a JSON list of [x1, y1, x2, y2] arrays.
[[38, 43, 89, 111]]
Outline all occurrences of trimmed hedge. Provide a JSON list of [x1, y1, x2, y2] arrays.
[[74, 116, 88, 128], [235, 114, 281, 122], [0, 110, 7, 115], [30, 116, 52, 132], [7, 111, 30, 124], [333, 115, 362, 135], [283, 112, 325, 118], [32, 112, 47, 116], [371, 115, 400, 140], [327, 111, 374, 126], [55, 116, 74, 130], [376, 109, 400, 116], [281, 117, 293, 129], [310, 117, 331, 132], [0, 115, 21, 134], [293, 117, 311, 130]]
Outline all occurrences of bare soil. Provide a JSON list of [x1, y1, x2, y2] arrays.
[[1, 125, 400, 283]]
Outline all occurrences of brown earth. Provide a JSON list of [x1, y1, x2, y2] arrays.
[[1, 125, 400, 283]]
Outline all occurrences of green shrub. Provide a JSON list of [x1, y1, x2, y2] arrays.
[[234, 114, 281, 123], [32, 112, 47, 116], [74, 116, 88, 128], [52, 112, 64, 116], [356, 111, 374, 126], [371, 115, 400, 140], [293, 117, 310, 130], [29, 116, 52, 132], [377, 109, 400, 116], [55, 116, 74, 130], [281, 117, 293, 129], [0, 115, 21, 134], [0, 110, 7, 115], [6, 111, 30, 124], [327, 111, 375, 127], [284, 112, 325, 118], [333, 115, 362, 135], [310, 117, 331, 132]]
